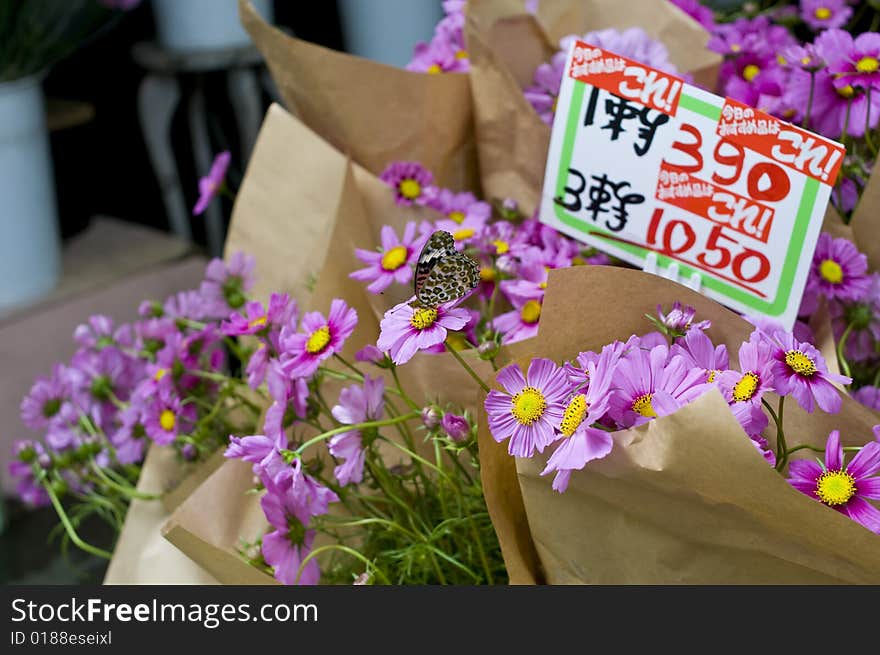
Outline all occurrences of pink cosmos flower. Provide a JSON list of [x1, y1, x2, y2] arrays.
[[608, 344, 711, 428], [716, 339, 776, 435], [800, 0, 852, 31], [350, 222, 425, 294], [499, 265, 547, 308], [830, 291, 880, 363], [263, 361, 309, 445], [193, 151, 230, 216], [787, 430, 880, 534], [431, 189, 491, 226], [524, 51, 567, 125], [853, 386, 880, 412], [280, 299, 358, 378], [20, 363, 71, 431], [750, 434, 777, 467], [376, 299, 472, 365], [800, 233, 871, 315], [260, 462, 339, 585], [199, 252, 256, 315], [541, 343, 622, 493], [379, 161, 437, 207], [787, 65, 880, 139], [111, 405, 148, 466], [407, 38, 469, 73], [670, 327, 729, 384], [820, 29, 880, 91], [560, 28, 678, 74], [493, 296, 543, 345], [8, 441, 50, 507], [755, 329, 850, 413], [225, 433, 288, 486], [656, 301, 710, 333], [484, 358, 570, 458], [143, 387, 196, 445], [329, 375, 385, 486], [669, 0, 716, 31]]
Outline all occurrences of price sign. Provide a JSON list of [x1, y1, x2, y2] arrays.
[[539, 40, 845, 329]]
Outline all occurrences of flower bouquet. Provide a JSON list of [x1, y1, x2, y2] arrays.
[[479, 264, 880, 584]]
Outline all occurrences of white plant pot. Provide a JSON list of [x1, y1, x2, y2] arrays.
[[337, 0, 445, 68], [0, 75, 61, 310], [152, 0, 274, 52]]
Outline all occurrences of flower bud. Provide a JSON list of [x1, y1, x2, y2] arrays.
[[421, 406, 442, 430], [478, 340, 500, 361], [496, 254, 519, 276], [441, 413, 470, 442]]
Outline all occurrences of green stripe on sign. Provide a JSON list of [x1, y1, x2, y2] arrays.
[[678, 94, 721, 121]]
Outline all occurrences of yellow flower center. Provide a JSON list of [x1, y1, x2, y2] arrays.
[[248, 315, 268, 329], [305, 325, 331, 354], [814, 7, 832, 20], [410, 307, 438, 330], [837, 84, 855, 99], [632, 393, 657, 418], [730, 43, 741, 53], [857, 56, 879, 74], [381, 245, 408, 271], [520, 300, 542, 324], [732, 372, 760, 402], [819, 259, 843, 284], [801, 56, 811, 66], [539, 281, 548, 290], [742, 64, 761, 82], [510, 386, 547, 426], [455, 49, 468, 60], [707, 369, 720, 384], [399, 179, 422, 199], [154, 368, 168, 381], [427, 64, 442, 74], [560, 395, 588, 437], [777, 54, 788, 66], [159, 409, 176, 432], [453, 228, 475, 241], [480, 266, 496, 282], [815, 469, 856, 506], [785, 350, 817, 376], [493, 240, 510, 255], [572, 256, 585, 266], [447, 210, 466, 224]]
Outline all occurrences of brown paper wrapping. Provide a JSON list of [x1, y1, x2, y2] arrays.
[[239, 0, 477, 191], [479, 265, 880, 584], [163, 104, 495, 582], [103, 445, 225, 584], [465, 0, 722, 216]]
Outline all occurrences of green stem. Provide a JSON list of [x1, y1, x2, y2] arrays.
[[89, 461, 160, 501], [44, 480, 113, 560], [390, 365, 420, 411], [836, 322, 854, 382], [866, 87, 878, 157], [763, 396, 788, 472], [804, 71, 815, 131], [333, 353, 365, 378], [294, 412, 420, 455], [446, 339, 490, 393], [295, 544, 391, 585]]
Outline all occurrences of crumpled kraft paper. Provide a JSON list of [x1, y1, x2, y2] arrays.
[[103, 445, 225, 584], [239, 0, 478, 192], [479, 264, 880, 584], [465, 0, 722, 216]]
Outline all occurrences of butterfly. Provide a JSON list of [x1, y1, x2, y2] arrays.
[[411, 231, 480, 309]]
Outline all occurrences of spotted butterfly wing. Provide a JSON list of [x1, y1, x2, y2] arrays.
[[412, 231, 480, 308]]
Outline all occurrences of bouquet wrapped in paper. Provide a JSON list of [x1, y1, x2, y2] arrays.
[[479, 265, 880, 584]]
